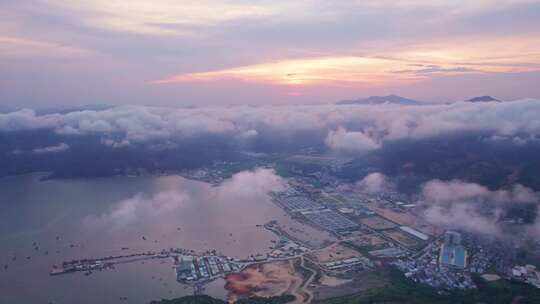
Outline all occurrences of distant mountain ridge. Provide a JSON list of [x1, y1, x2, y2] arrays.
[[466, 96, 500, 103], [337, 94, 420, 105]]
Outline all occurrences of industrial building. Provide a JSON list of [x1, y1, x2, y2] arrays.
[[274, 195, 323, 212], [399, 226, 429, 241], [300, 209, 359, 233]]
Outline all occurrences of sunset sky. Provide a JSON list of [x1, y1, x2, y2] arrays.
[[2, 0, 540, 107]]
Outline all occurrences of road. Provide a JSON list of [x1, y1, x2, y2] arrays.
[[290, 256, 316, 304]]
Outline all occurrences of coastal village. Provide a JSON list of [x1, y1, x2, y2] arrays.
[[44, 160, 540, 303]]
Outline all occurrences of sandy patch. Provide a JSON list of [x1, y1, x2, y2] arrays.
[[310, 243, 361, 263], [364, 204, 416, 226], [225, 261, 302, 302], [359, 216, 397, 230], [319, 275, 352, 287], [346, 230, 386, 248]]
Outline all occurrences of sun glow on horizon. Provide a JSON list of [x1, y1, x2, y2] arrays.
[[151, 37, 540, 87], [2, 0, 540, 103]]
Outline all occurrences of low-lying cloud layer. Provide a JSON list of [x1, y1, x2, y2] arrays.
[[84, 168, 285, 230], [325, 127, 381, 154], [1, 99, 540, 152], [32, 143, 70, 154], [12, 142, 70, 155], [356, 172, 395, 194], [419, 179, 539, 238], [359, 172, 540, 239]]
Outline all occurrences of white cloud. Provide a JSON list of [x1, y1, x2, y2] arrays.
[[46, 0, 287, 36], [1, 99, 540, 150], [237, 129, 258, 140], [0, 36, 94, 60], [84, 168, 284, 230], [424, 204, 504, 236], [37, 1, 540, 37], [101, 138, 130, 148], [325, 126, 381, 154], [419, 179, 539, 237], [484, 134, 540, 145], [356, 172, 395, 194], [0, 109, 59, 131], [84, 190, 191, 230], [216, 168, 285, 199], [32, 143, 70, 154], [421, 180, 537, 205]]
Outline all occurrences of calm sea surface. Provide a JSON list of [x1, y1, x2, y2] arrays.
[[0, 173, 284, 304]]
